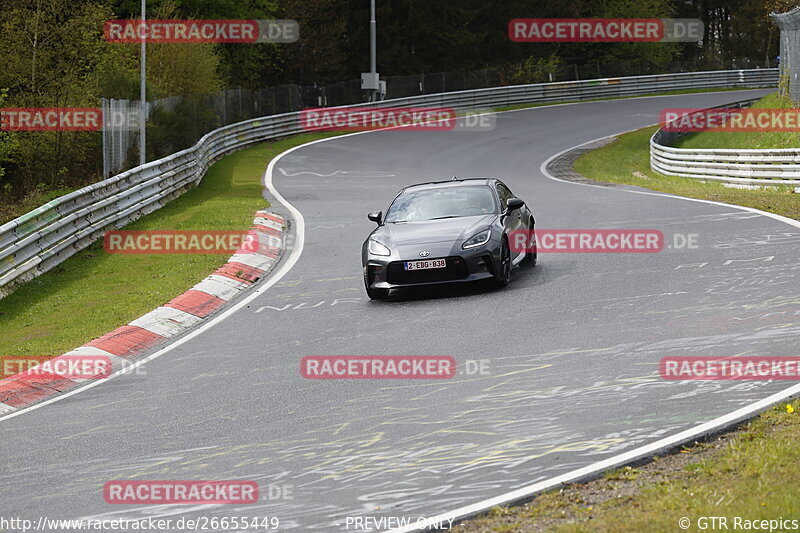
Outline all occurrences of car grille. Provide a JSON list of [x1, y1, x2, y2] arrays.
[[386, 257, 469, 285]]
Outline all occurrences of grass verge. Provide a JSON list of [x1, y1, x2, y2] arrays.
[[676, 92, 800, 150], [0, 132, 340, 355], [572, 126, 799, 221], [452, 94, 799, 533], [0, 87, 765, 225]]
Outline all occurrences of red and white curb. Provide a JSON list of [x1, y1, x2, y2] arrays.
[[0, 210, 286, 413]]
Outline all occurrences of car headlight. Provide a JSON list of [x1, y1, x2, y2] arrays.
[[368, 238, 391, 256], [462, 229, 491, 249]]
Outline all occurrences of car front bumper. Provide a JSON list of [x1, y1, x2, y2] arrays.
[[363, 240, 500, 290]]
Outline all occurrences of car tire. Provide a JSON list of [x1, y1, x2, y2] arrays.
[[523, 219, 537, 266], [494, 239, 512, 288]]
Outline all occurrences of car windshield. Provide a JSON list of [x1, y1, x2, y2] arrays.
[[384, 186, 498, 223]]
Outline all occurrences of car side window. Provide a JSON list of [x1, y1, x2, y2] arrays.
[[496, 183, 513, 207]]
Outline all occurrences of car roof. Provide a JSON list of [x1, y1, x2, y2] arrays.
[[399, 177, 498, 193]]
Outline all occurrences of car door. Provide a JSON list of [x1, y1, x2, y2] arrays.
[[496, 182, 523, 259]]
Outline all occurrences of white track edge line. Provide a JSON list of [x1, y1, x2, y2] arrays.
[[2, 85, 793, 531], [385, 117, 800, 533], [539, 131, 800, 229], [388, 384, 800, 533], [0, 124, 439, 422], [0, 140, 316, 423], [0, 88, 778, 422]]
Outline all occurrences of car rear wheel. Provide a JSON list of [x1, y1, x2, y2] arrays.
[[494, 239, 512, 288]]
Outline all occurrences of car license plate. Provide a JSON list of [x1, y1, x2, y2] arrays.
[[404, 258, 446, 271]]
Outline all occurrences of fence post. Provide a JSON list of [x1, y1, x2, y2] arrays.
[[770, 7, 800, 101]]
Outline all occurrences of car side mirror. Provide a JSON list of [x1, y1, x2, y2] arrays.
[[368, 211, 383, 225], [506, 198, 524, 212]]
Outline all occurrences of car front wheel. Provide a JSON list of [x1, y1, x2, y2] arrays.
[[494, 239, 512, 288]]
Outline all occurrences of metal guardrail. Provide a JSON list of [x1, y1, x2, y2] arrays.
[[650, 93, 800, 187], [0, 69, 778, 298]]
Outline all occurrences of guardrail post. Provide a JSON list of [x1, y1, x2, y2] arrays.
[[0, 69, 781, 299]]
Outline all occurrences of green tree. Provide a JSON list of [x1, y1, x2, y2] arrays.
[[505, 54, 562, 84], [344, 0, 490, 76], [586, 0, 680, 71], [0, 0, 120, 191], [111, 0, 282, 89], [0, 89, 15, 189], [279, 0, 349, 84], [145, 1, 225, 96]]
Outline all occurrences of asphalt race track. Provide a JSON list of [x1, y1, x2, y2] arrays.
[[2, 89, 799, 532]]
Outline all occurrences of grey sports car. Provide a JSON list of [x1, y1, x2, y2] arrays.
[[361, 177, 536, 300]]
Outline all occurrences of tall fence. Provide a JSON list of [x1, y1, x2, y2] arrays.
[[102, 98, 146, 178], [772, 7, 800, 102], [2, 68, 778, 299]]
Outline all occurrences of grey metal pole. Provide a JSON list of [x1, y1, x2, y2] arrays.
[[139, 0, 146, 165], [370, 0, 377, 101]]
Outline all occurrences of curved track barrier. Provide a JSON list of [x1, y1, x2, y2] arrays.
[[0, 68, 777, 298], [650, 97, 800, 187]]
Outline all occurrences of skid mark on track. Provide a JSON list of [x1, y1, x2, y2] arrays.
[[278, 168, 399, 178], [6, 323, 797, 528]]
